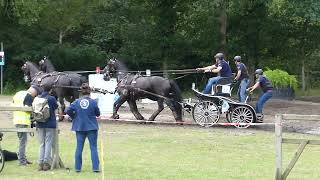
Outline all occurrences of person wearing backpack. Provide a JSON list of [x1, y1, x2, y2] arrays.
[[65, 83, 101, 173], [35, 85, 58, 171]]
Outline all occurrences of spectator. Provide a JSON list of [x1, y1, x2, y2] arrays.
[[36, 85, 58, 171], [65, 83, 101, 173], [12, 90, 33, 166]]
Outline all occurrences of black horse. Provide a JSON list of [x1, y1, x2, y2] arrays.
[[103, 58, 183, 122], [38, 57, 88, 97], [21, 61, 78, 119]]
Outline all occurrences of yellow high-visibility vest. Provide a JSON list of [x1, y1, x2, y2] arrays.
[[12, 91, 31, 125]]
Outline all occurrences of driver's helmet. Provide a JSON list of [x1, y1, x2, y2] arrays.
[[255, 69, 263, 75], [234, 56, 241, 62], [214, 53, 224, 60]]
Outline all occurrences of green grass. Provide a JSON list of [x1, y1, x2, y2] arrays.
[[1, 123, 320, 180]]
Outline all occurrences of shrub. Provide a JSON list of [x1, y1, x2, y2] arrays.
[[264, 69, 298, 90]]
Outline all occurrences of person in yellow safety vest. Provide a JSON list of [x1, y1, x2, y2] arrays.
[[12, 85, 42, 166]]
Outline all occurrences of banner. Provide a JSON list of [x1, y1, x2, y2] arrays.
[[0, 51, 4, 66]]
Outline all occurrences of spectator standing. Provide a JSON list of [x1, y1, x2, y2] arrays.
[[65, 83, 101, 172]]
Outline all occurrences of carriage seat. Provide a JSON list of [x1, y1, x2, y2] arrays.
[[211, 77, 233, 97]]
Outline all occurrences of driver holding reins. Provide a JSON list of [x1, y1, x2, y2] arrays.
[[196, 53, 233, 94]]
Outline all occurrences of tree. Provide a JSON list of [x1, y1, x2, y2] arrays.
[[268, 0, 320, 91]]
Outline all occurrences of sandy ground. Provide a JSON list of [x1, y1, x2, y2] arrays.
[[1, 95, 320, 134]]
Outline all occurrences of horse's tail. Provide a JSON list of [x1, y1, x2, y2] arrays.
[[169, 80, 182, 102], [169, 80, 183, 121]]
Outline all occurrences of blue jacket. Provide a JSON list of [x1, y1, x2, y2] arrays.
[[218, 60, 233, 77], [65, 96, 100, 131], [36, 92, 58, 129]]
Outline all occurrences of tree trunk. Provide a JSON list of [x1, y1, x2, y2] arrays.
[[219, 0, 227, 54], [301, 56, 306, 92], [59, 30, 64, 45], [163, 60, 168, 78]]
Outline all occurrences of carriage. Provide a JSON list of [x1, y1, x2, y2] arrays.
[[185, 77, 260, 128]]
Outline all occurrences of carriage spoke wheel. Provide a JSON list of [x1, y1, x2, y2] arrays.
[[0, 149, 4, 173], [192, 101, 220, 127], [231, 106, 254, 128]]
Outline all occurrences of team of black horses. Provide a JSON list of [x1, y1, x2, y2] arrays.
[[21, 58, 87, 120], [21, 57, 184, 122]]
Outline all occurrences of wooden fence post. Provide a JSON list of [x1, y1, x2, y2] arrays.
[[51, 122, 64, 170], [275, 114, 283, 180]]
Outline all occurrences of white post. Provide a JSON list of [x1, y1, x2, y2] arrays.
[[146, 69, 151, 77], [0, 42, 3, 94], [275, 114, 283, 180]]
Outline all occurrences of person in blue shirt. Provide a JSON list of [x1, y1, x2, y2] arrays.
[[65, 83, 101, 173], [233, 56, 250, 103], [36, 85, 58, 171], [247, 69, 273, 121], [197, 53, 233, 94]]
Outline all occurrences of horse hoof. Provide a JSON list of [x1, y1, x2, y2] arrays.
[[112, 114, 119, 119], [176, 120, 184, 125]]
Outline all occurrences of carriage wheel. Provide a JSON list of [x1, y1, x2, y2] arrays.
[[231, 106, 254, 128], [0, 149, 4, 173], [192, 101, 220, 127]]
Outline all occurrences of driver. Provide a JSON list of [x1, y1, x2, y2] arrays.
[[196, 53, 233, 94]]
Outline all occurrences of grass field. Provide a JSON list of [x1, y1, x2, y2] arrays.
[[1, 123, 320, 180]]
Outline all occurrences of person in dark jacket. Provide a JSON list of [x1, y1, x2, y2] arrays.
[[247, 69, 273, 121], [65, 83, 101, 173], [233, 56, 250, 103], [196, 53, 233, 94], [36, 85, 58, 171]]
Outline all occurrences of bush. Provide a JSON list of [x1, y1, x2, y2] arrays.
[[264, 69, 298, 90]]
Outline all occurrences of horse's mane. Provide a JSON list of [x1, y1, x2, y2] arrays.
[[26, 61, 40, 70], [114, 59, 128, 73], [44, 59, 55, 72]]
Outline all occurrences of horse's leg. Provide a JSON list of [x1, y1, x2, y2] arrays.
[[127, 99, 144, 120], [58, 96, 65, 121], [148, 99, 164, 121], [165, 100, 183, 123], [112, 95, 127, 119], [64, 95, 74, 122]]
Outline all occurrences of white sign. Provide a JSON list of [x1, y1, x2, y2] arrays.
[[89, 74, 118, 116]]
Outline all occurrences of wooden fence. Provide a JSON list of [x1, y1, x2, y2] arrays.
[[0, 106, 64, 170], [275, 114, 320, 180]]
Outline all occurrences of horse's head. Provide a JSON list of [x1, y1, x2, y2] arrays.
[[39, 57, 46, 72], [103, 58, 117, 81], [21, 61, 41, 82], [39, 56, 55, 73], [21, 62, 31, 82]]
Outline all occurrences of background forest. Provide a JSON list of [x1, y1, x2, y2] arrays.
[[1, 0, 320, 94]]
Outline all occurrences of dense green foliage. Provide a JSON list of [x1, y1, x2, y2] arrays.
[[264, 69, 298, 90], [1, 0, 320, 93]]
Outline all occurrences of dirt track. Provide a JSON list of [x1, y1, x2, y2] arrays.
[[1, 95, 320, 134]]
